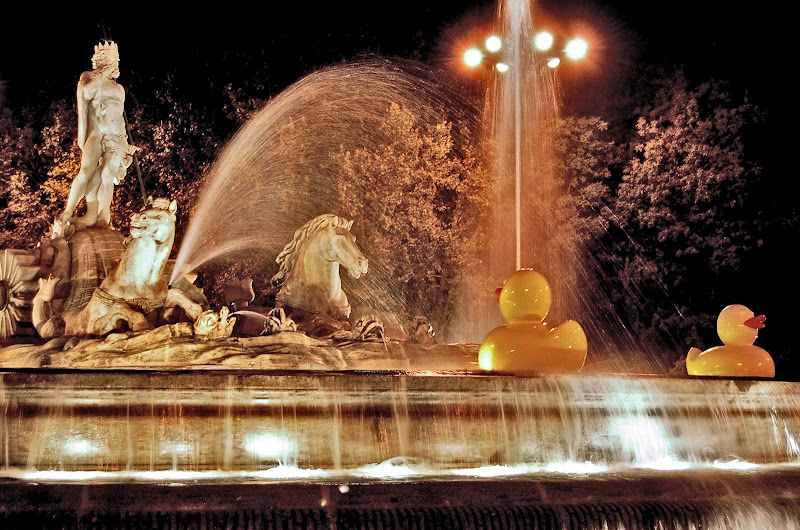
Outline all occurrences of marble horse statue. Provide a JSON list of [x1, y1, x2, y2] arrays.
[[272, 214, 368, 336], [34, 198, 205, 338]]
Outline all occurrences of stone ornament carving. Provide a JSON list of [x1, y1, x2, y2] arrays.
[[193, 307, 236, 339], [263, 307, 297, 335], [35, 198, 205, 338], [60, 41, 138, 230], [272, 214, 368, 336], [0, 250, 40, 338]]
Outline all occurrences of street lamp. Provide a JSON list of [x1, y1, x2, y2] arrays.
[[462, 31, 588, 71], [461, 27, 589, 271]]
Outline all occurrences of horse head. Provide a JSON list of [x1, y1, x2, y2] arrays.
[[328, 226, 368, 279], [129, 198, 177, 246]]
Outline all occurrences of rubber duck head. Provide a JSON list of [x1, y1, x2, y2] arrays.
[[717, 304, 765, 346], [496, 269, 552, 323]]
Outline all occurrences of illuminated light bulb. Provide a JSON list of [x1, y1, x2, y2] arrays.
[[534, 31, 554, 51], [547, 57, 561, 69], [463, 48, 483, 67], [485, 35, 502, 52], [495, 62, 510, 72], [64, 437, 100, 456], [565, 38, 589, 60]]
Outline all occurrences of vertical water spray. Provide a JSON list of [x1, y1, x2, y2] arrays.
[[452, 0, 563, 343]]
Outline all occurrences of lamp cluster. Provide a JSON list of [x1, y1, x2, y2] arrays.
[[463, 32, 588, 71]]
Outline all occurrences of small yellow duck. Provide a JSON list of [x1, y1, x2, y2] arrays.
[[686, 304, 774, 378], [478, 269, 587, 373]]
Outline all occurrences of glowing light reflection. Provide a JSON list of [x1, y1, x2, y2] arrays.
[[547, 57, 561, 69], [496, 62, 510, 73], [64, 437, 101, 456], [162, 442, 193, 454], [463, 48, 483, 67], [485, 35, 502, 52], [245, 433, 294, 459]]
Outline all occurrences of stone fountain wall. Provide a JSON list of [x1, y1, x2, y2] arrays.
[[2, 372, 798, 475]]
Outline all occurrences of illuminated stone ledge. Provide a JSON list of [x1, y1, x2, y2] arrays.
[[0, 335, 476, 370], [2, 371, 798, 475]]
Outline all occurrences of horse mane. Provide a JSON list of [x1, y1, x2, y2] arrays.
[[272, 214, 353, 286]]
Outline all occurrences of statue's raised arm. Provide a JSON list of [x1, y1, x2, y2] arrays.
[[60, 41, 137, 231]]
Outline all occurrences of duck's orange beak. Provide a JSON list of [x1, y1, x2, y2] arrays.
[[744, 315, 766, 329], [494, 287, 503, 302]]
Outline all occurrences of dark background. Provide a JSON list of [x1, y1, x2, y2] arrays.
[[0, 1, 768, 109]]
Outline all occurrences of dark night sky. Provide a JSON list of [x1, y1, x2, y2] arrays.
[[0, 1, 769, 110]]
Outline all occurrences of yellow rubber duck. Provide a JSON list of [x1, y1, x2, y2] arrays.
[[478, 269, 587, 373], [686, 304, 774, 378]]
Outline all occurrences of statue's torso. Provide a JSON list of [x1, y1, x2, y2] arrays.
[[84, 76, 126, 137]]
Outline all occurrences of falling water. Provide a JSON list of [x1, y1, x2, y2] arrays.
[[172, 61, 476, 313], [452, 0, 562, 344], [3, 372, 800, 475]]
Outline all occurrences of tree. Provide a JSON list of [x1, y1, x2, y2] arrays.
[[0, 106, 59, 248], [335, 103, 489, 327], [614, 70, 764, 347]]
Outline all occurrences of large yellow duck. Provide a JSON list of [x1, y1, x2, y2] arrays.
[[686, 304, 774, 378], [478, 269, 587, 373]]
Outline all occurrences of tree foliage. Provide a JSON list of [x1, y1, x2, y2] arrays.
[[336, 103, 489, 324], [613, 70, 764, 345]]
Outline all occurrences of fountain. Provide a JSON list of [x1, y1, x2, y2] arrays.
[[0, 1, 797, 528]]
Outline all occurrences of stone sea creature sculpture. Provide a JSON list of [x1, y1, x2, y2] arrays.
[[221, 277, 255, 311], [272, 214, 368, 336], [330, 314, 385, 342], [686, 304, 774, 378], [408, 316, 438, 345], [224, 307, 297, 337], [479, 269, 587, 373], [34, 198, 205, 338], [263, 307, 298, 335], [193, 307, 236, 339]]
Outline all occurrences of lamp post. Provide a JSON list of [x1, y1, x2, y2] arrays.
[[463, 31, 588, 271]]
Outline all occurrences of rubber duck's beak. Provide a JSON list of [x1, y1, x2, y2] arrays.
[[744, 315, 766, 329], [495, 287, 503, 302]]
